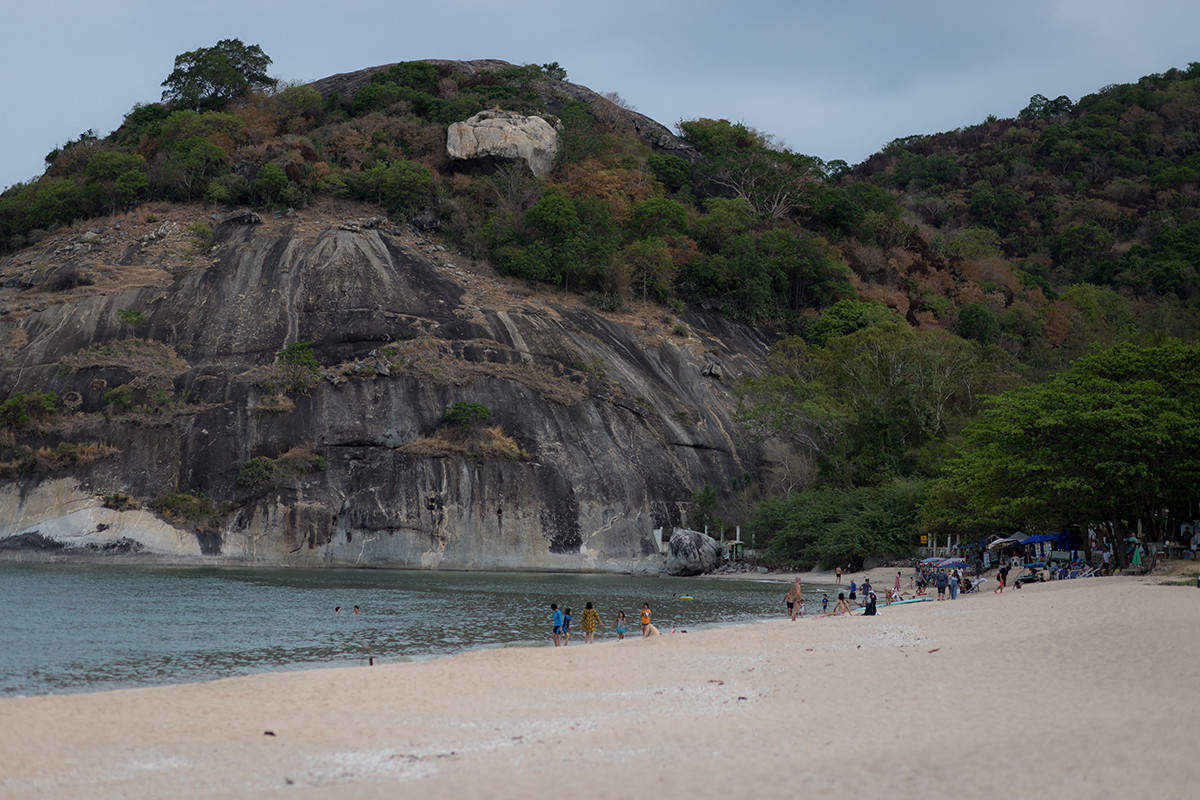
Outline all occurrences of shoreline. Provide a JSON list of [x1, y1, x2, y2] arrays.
[[2, 575, 1196, 798]]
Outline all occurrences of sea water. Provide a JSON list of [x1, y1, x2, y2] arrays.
[[0, 563, 832, 697]]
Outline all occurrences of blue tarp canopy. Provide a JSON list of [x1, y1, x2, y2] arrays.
[[1020, 533, 1060, 545]]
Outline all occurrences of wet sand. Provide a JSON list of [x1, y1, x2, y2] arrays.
[[1, 575, 1196, 799]]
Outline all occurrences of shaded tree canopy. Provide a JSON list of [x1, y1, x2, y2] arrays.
[[922, 342, 1200, 539], [161, 39, 277, 111]]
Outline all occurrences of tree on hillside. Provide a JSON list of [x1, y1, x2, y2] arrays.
[[161, 39, 278, 111], [923, 342, 1200, 551], [679, 118, 822, 219]]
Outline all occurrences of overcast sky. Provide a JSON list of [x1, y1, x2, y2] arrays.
[[2, 0, 1199, 191]]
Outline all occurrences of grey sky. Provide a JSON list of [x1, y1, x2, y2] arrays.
[[2, 0, 1198, 191]]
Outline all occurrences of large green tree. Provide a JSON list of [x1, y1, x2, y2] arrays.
[[161, 39, 277, 111], [923, 342, 1200, 545]]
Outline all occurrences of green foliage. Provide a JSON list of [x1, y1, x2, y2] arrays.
[[116, 308, 149, 326], [631, 197, 689, 238], [444, 401, 490, 429], [1018, 93, 1075, 120], [253, 163, 289, 206], [691, 483, 718, 530], [161, 39, 277, 111], [556, 100, 609, 164], [346, 159, 433, 218], [187, 222, 214, 251], [646, 153, 691, 192], [1, 392, 58, 429], [277, 341, 320, 374], [153, 491, 216, 522], [739, 324, 1008, 488], [805, 299, 896, 346], [103, 384, 134, 410], [924, 342, 1200, 538], [237, 456, 274, 487], [751, 480, 925, 568], [541, 62, 568, 81], [955, 303, 999, 345], [680, 118, 823, 218]]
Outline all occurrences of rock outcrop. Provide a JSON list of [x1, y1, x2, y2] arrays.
[[0, 204, 771, 572], [665, 528, 720, 576], [307, 59, 698, 164], [446, 110, 559, 177]]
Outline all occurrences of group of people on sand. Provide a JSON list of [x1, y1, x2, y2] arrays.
[[790, 569, 923, 619], [551, 601, 667, 645]]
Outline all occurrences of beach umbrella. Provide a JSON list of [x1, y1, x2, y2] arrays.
[[940, 559, 968, 568], [920, 556, 944, 565]]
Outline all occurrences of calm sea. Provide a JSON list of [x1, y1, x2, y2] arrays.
[[0, 563, 830, 697]]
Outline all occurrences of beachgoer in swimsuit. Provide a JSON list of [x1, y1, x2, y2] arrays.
[[641, 603, 652, 637], [821, 593, 829, 613], [784, 585, 799, 621], [833, 592, 852, 615], [614, 611, 627, 640]]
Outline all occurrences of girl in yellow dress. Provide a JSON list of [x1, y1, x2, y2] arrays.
[[580, 601, 602, 644]]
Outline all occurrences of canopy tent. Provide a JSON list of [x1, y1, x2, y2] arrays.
[[987, 536, 1023, 549], [1020, 533, 1060, 545]]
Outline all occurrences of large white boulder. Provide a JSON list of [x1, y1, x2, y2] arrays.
[[446, 110, 559, 178]]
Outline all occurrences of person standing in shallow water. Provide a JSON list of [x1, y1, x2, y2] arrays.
[[580, 602, 602, 644], [783, 580, 801, 621], [562, 607, 573, 645], [836, 566, 842, 584], [614, 610, 627, 640], [551, 603, 563, 646]]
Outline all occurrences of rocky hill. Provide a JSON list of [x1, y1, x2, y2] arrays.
[[0, 198, 769, 570]]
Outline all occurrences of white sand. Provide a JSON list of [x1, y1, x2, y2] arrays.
[[1, 575, 1197, 799]]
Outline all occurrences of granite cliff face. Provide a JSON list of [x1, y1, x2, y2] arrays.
[[0, 203, 770, 571]]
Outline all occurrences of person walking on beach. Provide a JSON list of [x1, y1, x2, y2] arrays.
[[614, 610, 627, 640], [935, 569, 948, 600], [995, 565, 1007, 594], [641, 603, 653, 637], [562, 607, 573, 645], [580, 602, 602, 644], [551, 603, 564, 646], [894, 571, 902, 594], [836, 566, 842, 584], [949, 570, 959, 600], [784, 584, 800, 620], [848, 579, 857, 603]]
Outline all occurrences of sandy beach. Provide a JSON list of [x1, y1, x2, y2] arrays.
[[2, 572, 1197, 799]]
